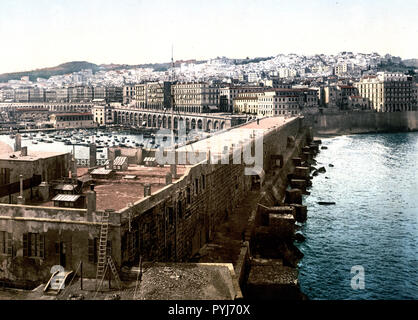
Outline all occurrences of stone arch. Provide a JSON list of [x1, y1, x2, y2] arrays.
[[214, 120, 219, 130], [186, 118, 190, 130], [152, 115, 157, 127], [220, 121, 225, 130], [197, 119, 203, 130], [191, 118, 196, 130], [147, 114, 152, 127], [206, 120, 212, 132], [168, 116, 172, 129], [174, 117, 178, 129], [158, 115, 162, 128], [163, 116, 167, 129]]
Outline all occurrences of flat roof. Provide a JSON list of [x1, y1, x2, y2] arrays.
[[52, 113, 92, 116], [0, 150, 69, 161], [176, 116, 294, 156]]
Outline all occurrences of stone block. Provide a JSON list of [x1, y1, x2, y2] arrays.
[[259, 206, 295, 226], [292, 157, 302, 166], [290, 179, 307, 190], [285, 189, 302, 205], [294, 166, 309, 179], [302, 152, 312, 162], [290, 204, 308, 223], [246, 258, 302, 300], [269, 213, 295, 238]]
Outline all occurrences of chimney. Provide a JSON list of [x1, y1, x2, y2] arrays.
[[136, 147, 143, 164], [144, 184, 151, 197], [165, 173, 172, 185], [71, 156, 77, 179], [170, 164, 177, 179], [89, 144, 97, 168], [86, 184, 96, 221], [14, 134, 22, 152], [17, 174, 25, 204], [20, 146, 28, 157]]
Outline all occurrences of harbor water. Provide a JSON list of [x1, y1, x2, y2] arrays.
[[0, 129, 156, 160], [298, 132, 418, 300]]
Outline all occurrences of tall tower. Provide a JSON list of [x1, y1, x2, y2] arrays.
[[170, 45, 175, 147]]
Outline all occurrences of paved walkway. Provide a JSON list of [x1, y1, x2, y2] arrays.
[[194, 190, 260, 265]]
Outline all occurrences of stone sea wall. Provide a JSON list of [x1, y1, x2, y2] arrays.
[[307, 111, 418, 136]]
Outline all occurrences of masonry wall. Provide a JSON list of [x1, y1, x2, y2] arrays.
[[0, 204, 121, 286], [308, 110, 418, 135], [0, 153, 70, 184], [117, 117, 304, 267], [0, 117, 306, 286]]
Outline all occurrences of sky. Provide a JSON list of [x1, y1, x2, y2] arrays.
[[0, 0, 417, 74]]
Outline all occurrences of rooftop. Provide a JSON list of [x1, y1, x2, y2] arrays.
[[176, 116, 293, 156], [0, 150, 69, 161]]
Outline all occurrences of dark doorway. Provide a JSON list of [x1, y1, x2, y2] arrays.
[[56, 242, 66, 268]]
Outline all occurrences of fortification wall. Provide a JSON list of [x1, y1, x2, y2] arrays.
[[308, 111, 418, 135], [118, 117, 305, 265]]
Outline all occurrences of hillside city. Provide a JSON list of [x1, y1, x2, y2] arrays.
[[0, 51, 417, 131], [0, 51, 417, 301]]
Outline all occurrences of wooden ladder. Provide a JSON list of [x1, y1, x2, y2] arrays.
[[95, 211, 110, 288], [108, 256, 122, 290]]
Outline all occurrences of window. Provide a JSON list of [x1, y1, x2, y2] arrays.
[[23, 233, 45, 258], [186, 187, 191, 204], [0, 168, 10, 185], [195, 179, 199, 195], [202, 175, 206, 190], [0, 231, 12, 255], [167, 207, 174, 225], [126, 231, 138, 260]]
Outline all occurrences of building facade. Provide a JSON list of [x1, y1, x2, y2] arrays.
[[172, 82, 219, 113], [220, 86, 264, 113], [92, 105, 115, 126], [50, 113, 96, 129], [354, 72, 414, 112], [134, 82, 171, 111]]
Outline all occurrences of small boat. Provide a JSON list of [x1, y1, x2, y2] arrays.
[[318, 201, 336, 206], [32, 141, 38, 144]]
